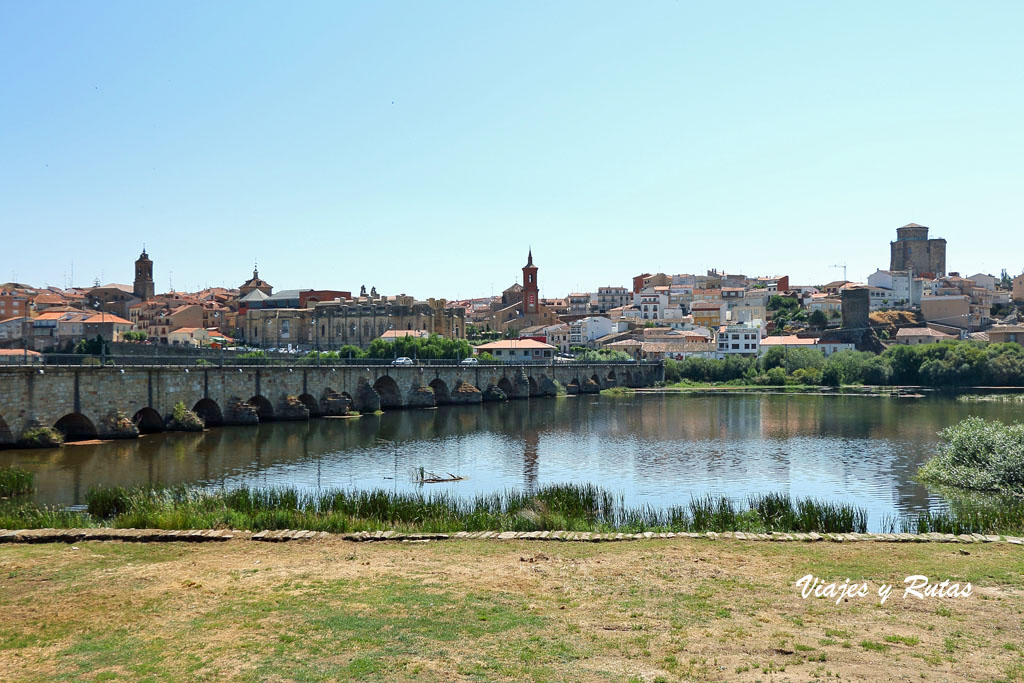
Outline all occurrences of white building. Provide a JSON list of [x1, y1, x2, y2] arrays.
[[636, 290, 666, 320], [716, 319, 763, 358], [867, 270, 923, 306], [759, 335, 855, 357], [568, 316, 615, 348], [967, 273, 998, 292]]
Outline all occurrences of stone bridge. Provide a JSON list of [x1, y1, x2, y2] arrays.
[[0, 362, 662, 444]]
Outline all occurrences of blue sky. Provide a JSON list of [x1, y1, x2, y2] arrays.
[[2, 1, 1022, 298]]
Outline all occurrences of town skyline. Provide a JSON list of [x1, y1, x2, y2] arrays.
[[6, 220, 1020, 303]]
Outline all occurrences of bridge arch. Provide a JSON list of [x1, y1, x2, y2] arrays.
[[624, 370, 633, 387], [297, 393, 321, 417], [133, 407, 164, 434], [248, 395, 274, 421], [567, 378, 580, 394], [497, 376, 515, 397], [591, 373, 601, 387], [429, 378, 451, 405], [54, 413, 98, 442], [527, 376, 539, 397], [373, 376, 403, 409], [193, 399, 223, 427]]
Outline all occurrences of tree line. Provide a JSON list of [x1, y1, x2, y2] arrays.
[[664, 340, 1024, 387]]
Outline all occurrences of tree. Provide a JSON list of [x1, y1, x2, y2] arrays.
[[822, 363, 843, 387], [808, 310, 828, 328]]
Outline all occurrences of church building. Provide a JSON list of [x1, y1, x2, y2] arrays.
[[486, 249, 560, 333]]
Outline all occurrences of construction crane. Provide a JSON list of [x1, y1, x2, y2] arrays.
[[829, 264, 848, 281]]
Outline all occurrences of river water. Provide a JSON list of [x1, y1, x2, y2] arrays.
[[3, 393, 1019, 528]]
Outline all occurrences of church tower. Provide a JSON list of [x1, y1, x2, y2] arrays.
[[133, 248, 154, 300], [522, 249, 538, 314]]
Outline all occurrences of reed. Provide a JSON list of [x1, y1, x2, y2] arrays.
[[1, 483, 1019, 536], [0, 467, 34, 496], [0, 502, 94, 529]]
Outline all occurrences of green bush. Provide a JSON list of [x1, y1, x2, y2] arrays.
[[791, 367, 822, 385], [17, 426, 63, 448], [166, 401, 204, 432], [919, 417, 1024, 495], [574, 349, 633, 362]]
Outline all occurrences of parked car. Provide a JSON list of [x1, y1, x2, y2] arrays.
[[391, 357, 414, 366], [460, 357, 479, 365]]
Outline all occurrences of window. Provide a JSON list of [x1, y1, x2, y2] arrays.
[[732, 343, 739, 349]]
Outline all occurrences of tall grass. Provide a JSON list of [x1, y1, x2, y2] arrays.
[[880, 493, 1024, 536], [0, 467, 34, 496], [0, 503, 94, 529], [70, 483, 879, 534], [0, 482, 1019, 535]]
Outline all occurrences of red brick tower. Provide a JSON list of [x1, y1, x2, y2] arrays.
[[522, 249, 538, 314]]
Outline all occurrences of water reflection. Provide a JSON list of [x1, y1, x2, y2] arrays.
[[3, 394, 1019, 530]]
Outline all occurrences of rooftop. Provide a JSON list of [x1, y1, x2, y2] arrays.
[[761, 335, 819, 346], [895, 327, 955, 338], [474, 339, 556, 351]]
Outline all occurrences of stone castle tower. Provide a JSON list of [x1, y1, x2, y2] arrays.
[[133, 248, 154, 300], [889, 223, 946, 278], [522, 249, 539, 314]]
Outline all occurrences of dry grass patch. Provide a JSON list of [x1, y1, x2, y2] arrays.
[[0, 539, 1021, 681]]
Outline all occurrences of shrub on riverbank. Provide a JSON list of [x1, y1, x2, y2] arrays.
[[16, 426, 63, 449], [0, 467, 34, 496], [165, 402, 204, 432], [919, 417, 1024, 495]]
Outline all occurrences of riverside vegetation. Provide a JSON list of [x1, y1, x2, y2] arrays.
[[919, 416, 1024, 496], [2, 482, 1023, 536], [663, 340, 1024, 388], [0, 466, 34, 496]]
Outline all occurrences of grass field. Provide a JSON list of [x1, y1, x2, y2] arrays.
[[0, 538, 1022, 681]]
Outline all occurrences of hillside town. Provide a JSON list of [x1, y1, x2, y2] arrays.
[[2, 223, 1023, 363]]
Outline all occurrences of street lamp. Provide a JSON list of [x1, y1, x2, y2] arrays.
[[92, 300, 106, 364]]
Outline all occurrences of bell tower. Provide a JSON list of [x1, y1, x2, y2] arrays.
[[522, 248, 538, 314], [133, 248, 154, 300]]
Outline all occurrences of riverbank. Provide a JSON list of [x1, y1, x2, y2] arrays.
[[1, 537, 1021, 681], [631, 384, 1024, 398]]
